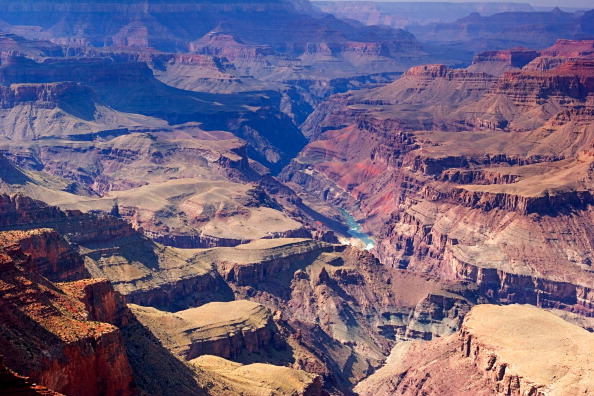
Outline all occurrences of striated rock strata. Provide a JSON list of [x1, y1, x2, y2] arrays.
[[356, 304, 594, 395], [130, 300, 278, 361], [284, 41, 594, 325], [0, 231, 135, 396], [213, 238, 474, 393]]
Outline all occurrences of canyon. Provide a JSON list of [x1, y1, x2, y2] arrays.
[[284, 41, 594, 317], [0, 193, 475, 394], [1, 0, 594, 395], [356, 304, 594, 395]]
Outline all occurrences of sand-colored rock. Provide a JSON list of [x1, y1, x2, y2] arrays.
[[215, 238, 334, 285], [0, 192, 234, 311], [73, 179, 309, 247], [82, 235, 233, 311], [357, 304, 594, 396], [191, 355, 322, 396], [130, 300, 276, 361], [0, 194, 475, 394], [213, 238, 473, 392], [462, 304, 594, 395]]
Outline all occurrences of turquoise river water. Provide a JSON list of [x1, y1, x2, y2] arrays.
[[338, 208, 375, 250]]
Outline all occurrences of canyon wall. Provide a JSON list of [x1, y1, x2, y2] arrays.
[[285, 40, 594, 326], [357, 304, 594, 395]]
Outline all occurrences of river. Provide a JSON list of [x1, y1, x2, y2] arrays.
[[338, 208, 375, 250]]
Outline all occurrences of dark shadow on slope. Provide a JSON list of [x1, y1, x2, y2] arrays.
[[121, 315, 208, 396]]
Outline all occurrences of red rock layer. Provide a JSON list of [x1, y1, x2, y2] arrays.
[[0, 357, 64, 396], [0, 231, 135, 396], [0, 228, 88, 281], [285, 40, 594, 323]]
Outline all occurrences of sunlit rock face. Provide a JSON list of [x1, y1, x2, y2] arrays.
[[284, 40, 594, 320], [357, 305, 594, 396]]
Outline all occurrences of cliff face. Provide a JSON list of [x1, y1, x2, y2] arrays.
[[468, 48, 541, 76], [356, 305, 594, 396], [0, 356, 65, 396], [0, 192, 474, 395], [0, 193, 137, 243], [209, 238, 473, 392], [0, 199, 215, 395], [0, 82, 93, 109], [216, 239, 335, 286], [131, 300, 279, 361], [0, 193, 236, 311], [0, 228, 88, 281], [0, 232, 135, 396], [285, 40, 594, 327]]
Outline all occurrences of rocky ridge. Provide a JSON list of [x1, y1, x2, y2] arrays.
[[313, 1, 535, 29], [0, 0, 425, 78], [0, 192, 477, 394], [356, 304, 594, 395], [0, 232, 135, 396], [408, 8, 594, 52], [0, 196, 321, 395], [130, 300, 278, 361], [283, 40, 594, 325]]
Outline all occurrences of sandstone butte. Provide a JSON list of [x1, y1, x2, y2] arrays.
[[356, 304, 594, 396]]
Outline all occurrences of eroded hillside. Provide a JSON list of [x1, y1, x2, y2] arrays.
[[1, 1, 594, 395]]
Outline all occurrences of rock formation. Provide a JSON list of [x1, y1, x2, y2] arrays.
[[0, 52, 306, 172], [0, 193, 234, 311], [192, 355, 323, 396], [0, 228, 88, 281], [209, 238, 473, 392], [2, 2, 594, 395], [0, 231, 135, 396], [130, 300, 278, 360], [356, 304, 594, 395], [284, 40, 594, 323], [0, 356, 65, 396], [0, 0, 424, 78], [0, 191, 476, 394]]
